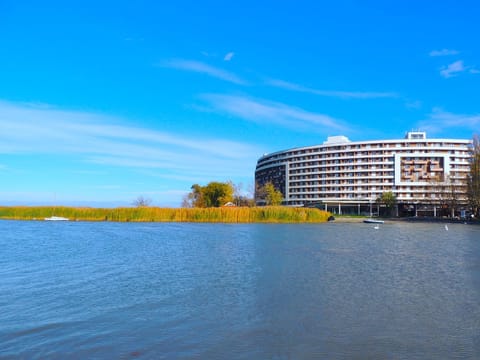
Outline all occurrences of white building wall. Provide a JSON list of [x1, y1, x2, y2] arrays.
[[255, 132, 472, 207]]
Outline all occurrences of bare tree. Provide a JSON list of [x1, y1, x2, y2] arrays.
[[467, 135, 480, 217], [443, 174, 463, 217], [181, 193, 193, 208], [132, 196, 152, 207], [229, 181, 243, 206]]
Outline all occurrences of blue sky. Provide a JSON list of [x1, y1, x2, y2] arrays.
[[1, 0, 479, 207]]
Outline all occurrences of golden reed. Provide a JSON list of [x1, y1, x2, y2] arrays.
[[0, 206, 331, 223]]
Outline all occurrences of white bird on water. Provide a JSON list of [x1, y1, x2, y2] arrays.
[[374, 225, 379, 230], [445, 224, 449, 231]]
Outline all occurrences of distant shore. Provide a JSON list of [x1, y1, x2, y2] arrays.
[[2, 206, 477, 225], [329, 216, 366, 223], [333, 215, 479, 225]]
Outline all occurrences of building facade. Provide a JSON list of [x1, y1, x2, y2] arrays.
[[255, 132, 472, 216]]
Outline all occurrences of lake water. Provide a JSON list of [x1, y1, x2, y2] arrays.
[[1, 220, 479, 359]]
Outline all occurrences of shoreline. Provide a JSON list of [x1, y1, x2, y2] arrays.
[[1, 205, 477, 225], [330, 216, 366, 223], [333, 216, 479, 225]]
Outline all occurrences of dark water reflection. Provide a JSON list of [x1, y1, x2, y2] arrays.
[[1, 221, 479, 359]]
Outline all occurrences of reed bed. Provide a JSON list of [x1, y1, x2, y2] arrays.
[[0, 206, 331, 223]]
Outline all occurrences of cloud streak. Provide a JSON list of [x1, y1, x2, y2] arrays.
[[0, 100, 261, 179], [417, 107, 480, 134], [201, 94, 350, 133], [224, 52, 234, 61], [159, 59, 246, 85], [265, 78, 397, 99], [160, 59, 396, 100], [440, 60, 467, 78], [429, 49, 459, 57], [439, 60, 479, 78]]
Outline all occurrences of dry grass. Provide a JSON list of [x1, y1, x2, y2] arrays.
[[0, 206, 331, 223]]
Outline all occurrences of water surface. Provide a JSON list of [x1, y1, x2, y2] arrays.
[[1, 220, 479, 359]]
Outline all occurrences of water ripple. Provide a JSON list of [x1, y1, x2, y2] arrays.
[[0, 221, 479, 359]]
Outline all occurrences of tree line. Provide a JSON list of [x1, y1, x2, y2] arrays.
[[132, 136, 480, 216], [174, 136, 480, 214], [181, 181, 283, 208]]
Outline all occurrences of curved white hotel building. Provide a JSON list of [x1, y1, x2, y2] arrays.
[[255, 131, 472, 216]]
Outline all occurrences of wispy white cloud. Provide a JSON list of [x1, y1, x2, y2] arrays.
[[440, 60, 467, 78], [0, 100, 262, 178], [159, 59, 246, 85], [438, 59, 480, 78], [86, 184, 123, 190], [265, 78, 397, 99], [224, 52, 235, 61], [200, 94, 350, 133], [417, 107, 480, 134], [124, 36, 144, 42], [429, 48, 459, 57], [201, 51, 218, 58], [405, 100, 422, 109]]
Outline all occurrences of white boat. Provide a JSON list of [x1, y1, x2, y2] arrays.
[[44, 216, 69, 221], [45, 193, 69, 221], [363, 218, 384, 224]]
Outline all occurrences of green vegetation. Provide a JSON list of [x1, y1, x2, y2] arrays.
[[183, 182, 235, 207], [255, 181, 283, 205], [376, 191, 397, 216], [263, 182, 283, 206], [0, 206, 331, 223]]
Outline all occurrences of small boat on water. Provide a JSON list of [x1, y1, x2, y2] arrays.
[[363, 218, 384, 224], [45, 193, 69, 221], [44, 216, 69, 221]]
